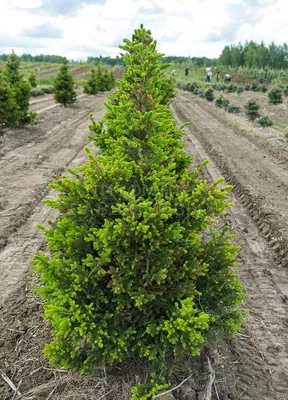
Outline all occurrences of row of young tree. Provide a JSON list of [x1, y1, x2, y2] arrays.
[[219, 41, 288, 69], [32, 26, 244, 398], [83, 66, 115, 94], [0, 53, 116, 126], [0, 51, 36, 128]]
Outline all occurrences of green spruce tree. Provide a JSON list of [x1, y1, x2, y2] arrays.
[[3, 51, 34, 124], [28, 69, 37, 88], [32, 26, 244, 398], [109, 70, 116, 89], [244, 99, 260, 120], [95, 66, 105, 92], [0, 79, 20, 128], [53, 57, 77, 106], [83, 67, 98, 95], [102, 68, 115, 90]]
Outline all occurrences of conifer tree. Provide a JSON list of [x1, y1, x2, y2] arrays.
[[101, 68, 110, 90], [32, 26, 244, 398], [83, 67, 98, 94], [109, 70, 116, 89], [28, 69, 37, 88], [95, 66, 105, 91], [53, 57, 77, 106], [268, 86, 283, 104], [244, 99, 260, 120], [0, 79, 20, 128], [3, 51, 34, 124]]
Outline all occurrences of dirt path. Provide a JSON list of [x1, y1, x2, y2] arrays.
[[0, 93, 107, 303], [175, 91, 288, 270], [173, 94, 288, 400], [30, 89, 85, 113]]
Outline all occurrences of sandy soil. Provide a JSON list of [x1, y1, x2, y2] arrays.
[[0, 90, 287, 399], [173, 91, 288, 399], [0, 93, 107, 302]]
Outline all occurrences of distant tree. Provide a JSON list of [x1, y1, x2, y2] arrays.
[[53, 57, 77, 106], [102, 68, 114, 90], [83, 67, 98, 94], [244, 100, 260, 120], [0, 79, 20, 128], [268, 86, 283, 104], [96, 66, 105, 92], [28, 69, 37, 88], [109, 70, 116, 89], [219, 46, 232, 66], [3, 51, 22, 85], [3, 50, 34, 124]]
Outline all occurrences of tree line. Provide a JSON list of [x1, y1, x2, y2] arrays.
[[219, 41, 288, 69], [1, 40, 288, 69]]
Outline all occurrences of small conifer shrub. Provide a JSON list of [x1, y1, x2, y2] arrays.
[[244, 100, 260, 120], [53, 57, 77, 106], [228, 104, 241, 113], [257, 115, 273, 127], [32, 26, 244, 398], [261, 86, 268, 93], [28, 69, 37, 88], [96, 66, 105, 92], [237, 86, 244, 94], [268, 86, 283, 104], [1, 51, 35, 126], [0, 80, 20, 128], [204, 87, 214, 101], [83, 67, 98, 94], [251, 81, 258, 92], [215, 95, 230, 109]]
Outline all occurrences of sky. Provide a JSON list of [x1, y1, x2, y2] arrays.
[[0, 0, 287, 60]]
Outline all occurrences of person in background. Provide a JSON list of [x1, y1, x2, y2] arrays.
[[216, 71, 220, 82], [205, 73, 210, 83], [171, 69, 176, 76], [224, 73, 232, 82], [185, 67, 189, 77]]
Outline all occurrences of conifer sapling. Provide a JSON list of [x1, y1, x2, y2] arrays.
[[32, 26, 244, 398], [28, 69, 37, 88], [53, 57, 77, 106]]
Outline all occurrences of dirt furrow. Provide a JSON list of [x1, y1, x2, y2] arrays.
[[173, 105, 288, 400], [0, 96, 107, 302], [174, 91, 288, 270]]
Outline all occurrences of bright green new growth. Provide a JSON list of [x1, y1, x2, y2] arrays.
[[32, 26, 244, 398], [53, 57, 77, 106], [83, 67, 99, 94], [28, 69, 37, 88]]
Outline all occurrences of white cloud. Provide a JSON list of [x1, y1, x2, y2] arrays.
[[0, 0, 287, 59]]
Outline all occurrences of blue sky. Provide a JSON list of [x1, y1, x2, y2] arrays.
[[0, 0, 287, 59]]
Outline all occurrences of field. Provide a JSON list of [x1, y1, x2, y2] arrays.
[[0, 83, 288, 400], [0, 61, 123, 86]]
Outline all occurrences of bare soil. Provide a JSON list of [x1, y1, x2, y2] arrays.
[[0, 89, 287, 399], [173, 90, 288, 399], [0, 93, 107, 302]]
